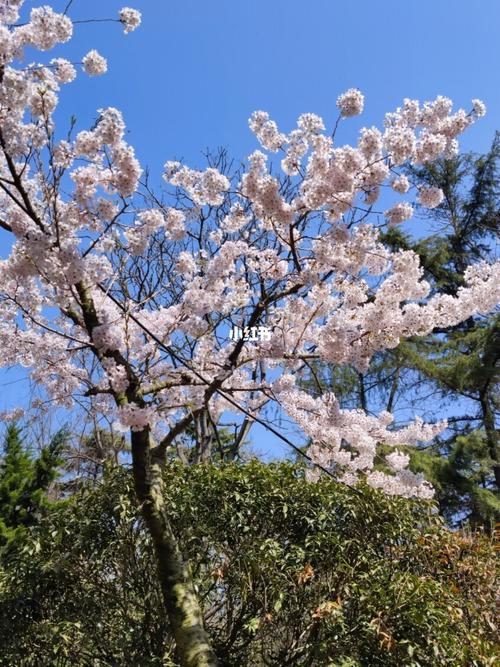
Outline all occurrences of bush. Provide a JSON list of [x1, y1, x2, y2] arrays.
[[0, 461, 498, 665]]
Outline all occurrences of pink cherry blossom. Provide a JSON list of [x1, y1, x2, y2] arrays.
[[0, 3, 496, 501], [82, 49, 107, 76]]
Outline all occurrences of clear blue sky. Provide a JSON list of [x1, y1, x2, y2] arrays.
[[51, 0, 500, 166], [1, 0, 498, 453]]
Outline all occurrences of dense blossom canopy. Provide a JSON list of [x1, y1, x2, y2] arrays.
[[0, 2, 498, 499]]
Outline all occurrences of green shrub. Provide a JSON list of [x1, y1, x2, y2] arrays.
[[0, 462, 498, 665]]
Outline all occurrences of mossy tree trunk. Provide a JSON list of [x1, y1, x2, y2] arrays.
[[131, 428, 218, 667]]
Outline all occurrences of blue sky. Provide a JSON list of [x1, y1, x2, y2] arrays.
[[49, 0, 500, 167], [1, 0, 498, 454]]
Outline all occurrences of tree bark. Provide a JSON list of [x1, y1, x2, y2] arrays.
[[478, 317, 500, 491], [131, 428, 218, 666], [480, 394, 500, 490]]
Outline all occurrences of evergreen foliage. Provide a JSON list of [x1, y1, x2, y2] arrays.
[[0, 462, 497, 666], [0, 424, 66, 552]]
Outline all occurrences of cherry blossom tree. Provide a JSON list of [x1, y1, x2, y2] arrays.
[[0, 3, 498, 665]]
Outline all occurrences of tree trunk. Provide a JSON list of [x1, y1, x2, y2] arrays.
[[480, 394, 500, 491], [479, 317, 500, 491], [131, 428, 218, 666]]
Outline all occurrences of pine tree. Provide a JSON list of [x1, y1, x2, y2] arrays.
[[390, 134, 500, 528], [0, 424, 66, 551]]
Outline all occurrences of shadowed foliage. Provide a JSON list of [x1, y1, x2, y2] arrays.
[[0, 461, 497, 666]]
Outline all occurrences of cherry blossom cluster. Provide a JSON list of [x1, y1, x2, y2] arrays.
[[117, 403, 157, 432], [82, 49, 107, 76], [275, 383, 439, 498], [101, 357, 129, 393], [163, 162, 230, 206], [385, 201, 414, 225], [123, 207, 187, 255], [418, 186, 444, 208], [246, 95, 487, 229], [336, 88, 365, 117], [119, 7, 141, 34], [0, 2, 497, 499]]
